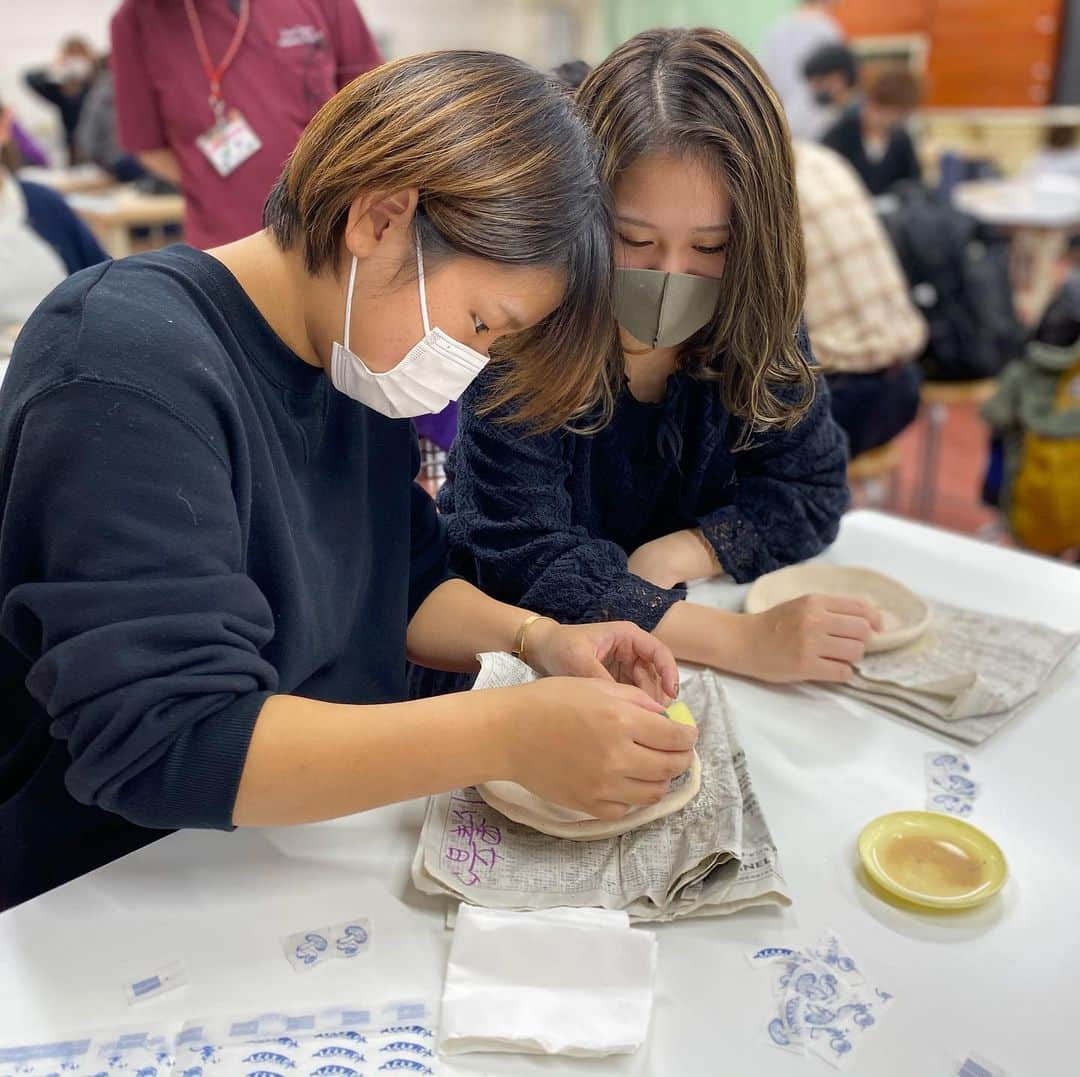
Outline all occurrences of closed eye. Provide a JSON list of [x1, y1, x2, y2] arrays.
[[694, 242, 729, 255], [618, 234, 653, 248]]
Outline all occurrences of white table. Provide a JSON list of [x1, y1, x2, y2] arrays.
[[2, 511, 1078, 1076], [953, 174, 1080, 323]]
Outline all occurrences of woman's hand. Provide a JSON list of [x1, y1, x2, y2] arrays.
[[502, 677, 698, 819], [628, 529, 721, 590], [524, 618, 679, 704], [734, 595, 883, 683]]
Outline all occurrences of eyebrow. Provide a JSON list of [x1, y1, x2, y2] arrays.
[[617, 212, 734, 232], [616, 214, 731, 233]]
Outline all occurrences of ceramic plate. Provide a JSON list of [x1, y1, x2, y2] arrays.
[[476, 749, 702, 841], [858, 810, 1008, 910], [744, 564, 931, 652]]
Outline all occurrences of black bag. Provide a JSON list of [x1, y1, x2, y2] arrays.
[[881, 181, 1024, 381]]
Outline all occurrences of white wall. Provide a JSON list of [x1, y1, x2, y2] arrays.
[[2, 0, 590, 159]]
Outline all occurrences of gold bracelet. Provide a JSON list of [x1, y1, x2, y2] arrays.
[[512, 613, 546, 665]]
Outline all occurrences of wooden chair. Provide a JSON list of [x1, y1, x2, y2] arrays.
[[847, 439, 903, 510], [916, 378, 998, 519]]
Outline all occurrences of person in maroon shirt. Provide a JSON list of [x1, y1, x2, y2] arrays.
[[111, 0, 382, 248]]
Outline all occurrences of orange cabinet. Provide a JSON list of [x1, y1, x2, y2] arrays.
[[832, 0, 1063, 107]]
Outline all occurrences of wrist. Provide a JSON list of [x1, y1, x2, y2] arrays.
[[471, 683, 539, 782], [517, 615, 560, 676], [654, 602, 753, 673]]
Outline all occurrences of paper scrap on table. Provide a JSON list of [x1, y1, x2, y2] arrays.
[[958, 1052, 1007, 1076], [282, 915, 372, 972], [748, 930, 893, 1069], [925, 750, 977, 817], [412, 654, 790, 922], [439, 904, 657, 1058], [124, 959, 189, 1005]]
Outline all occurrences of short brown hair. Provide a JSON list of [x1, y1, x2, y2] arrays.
[[265, 51, 615, 432], [577, 27, 813, 431], [866, 67, 922, 110]]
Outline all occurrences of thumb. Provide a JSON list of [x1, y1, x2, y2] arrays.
[[581, 655, 617, 684]]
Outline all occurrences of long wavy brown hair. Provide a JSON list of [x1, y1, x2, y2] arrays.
[[265, 51, 616, 432], [577, 27, 814, 431]]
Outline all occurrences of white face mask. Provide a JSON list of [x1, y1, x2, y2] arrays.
[[329, 235, 490, 418]]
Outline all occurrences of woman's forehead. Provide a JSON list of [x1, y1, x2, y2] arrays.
[[614, 153, 731, 228]]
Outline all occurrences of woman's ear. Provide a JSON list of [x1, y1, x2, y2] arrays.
[[343, 188, 420, 260]]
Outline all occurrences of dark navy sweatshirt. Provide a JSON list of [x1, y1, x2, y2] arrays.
[[0, 245, 451, 908]]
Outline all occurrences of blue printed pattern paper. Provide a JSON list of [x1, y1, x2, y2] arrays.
[[925, 751, 978, 817], [175, 1002, 438, 1077], [0, 1029, 173, 1077], [0, 1003, 438, 1077], [282, 919, 372, 973], [748, 931, 893, 1069]]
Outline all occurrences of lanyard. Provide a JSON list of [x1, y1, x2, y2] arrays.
[[184, 0, 250, 121]]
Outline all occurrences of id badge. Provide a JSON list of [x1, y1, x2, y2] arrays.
[[196, 109, 262, 176]]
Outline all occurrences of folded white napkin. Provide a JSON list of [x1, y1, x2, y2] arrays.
[[439, 904, 657, 1057]]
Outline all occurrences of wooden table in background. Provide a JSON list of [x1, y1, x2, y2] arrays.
[[17, 164, 116, 196], [67, 188, 185, 257]]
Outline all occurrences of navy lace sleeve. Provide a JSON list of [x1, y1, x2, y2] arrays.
[[698, 343, 850, 583], [442, 384, 685, 631]]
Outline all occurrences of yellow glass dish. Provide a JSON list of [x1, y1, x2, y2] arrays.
[[858, 811, 1007, 910]]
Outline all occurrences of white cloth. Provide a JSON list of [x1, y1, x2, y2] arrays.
[[0, 174, 66, 325], [758, 9, 842, 139], [439, 905, 657, 1058]]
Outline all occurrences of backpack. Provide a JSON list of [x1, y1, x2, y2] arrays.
[[881, 182, 1023, 381]]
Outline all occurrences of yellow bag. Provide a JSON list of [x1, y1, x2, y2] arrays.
[[1010, 357, 1080, 554]]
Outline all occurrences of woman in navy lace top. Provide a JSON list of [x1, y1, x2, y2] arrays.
[[423, 29, 879, 689]]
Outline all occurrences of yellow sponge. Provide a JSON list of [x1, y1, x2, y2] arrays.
[[664, 700, 696, 727]]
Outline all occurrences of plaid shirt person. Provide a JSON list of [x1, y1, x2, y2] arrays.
[[795, 141, 927, 373]]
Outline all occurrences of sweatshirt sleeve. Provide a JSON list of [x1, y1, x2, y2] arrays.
[[442, 385, 683, 631], [0, 380, 279, 831], [696, 337, 850, 582]]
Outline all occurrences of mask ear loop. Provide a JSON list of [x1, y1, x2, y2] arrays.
[[343, 256, 359, 351], [415, 232, 432, 337]]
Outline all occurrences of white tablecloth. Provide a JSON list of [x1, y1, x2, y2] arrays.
[[2, 511, 1078, 1075]]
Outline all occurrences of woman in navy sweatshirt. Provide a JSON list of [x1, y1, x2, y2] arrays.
[[425, 30, 879, 692], [0, 53, 693, 909]]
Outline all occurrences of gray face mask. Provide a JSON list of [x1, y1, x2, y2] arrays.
[[613, 267, 722, 349]]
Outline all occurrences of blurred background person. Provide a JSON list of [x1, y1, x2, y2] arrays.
[[0, 101, 107, 327], [1024, 124, 1080, 182], [759, 0, 843, 139], [23, 36, 97, 165], [551, 59, 591, 91], [111, 0, 383, 248], [74, 55, 152, 184], [822, 66, 923, 196], [795, 140, 927, 458], [802, 41, 859, 134], [3, 115, 50, 170]]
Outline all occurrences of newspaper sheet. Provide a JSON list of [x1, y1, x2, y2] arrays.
[[839, 603, 1079, 743], [411, 653, 789, 923]]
